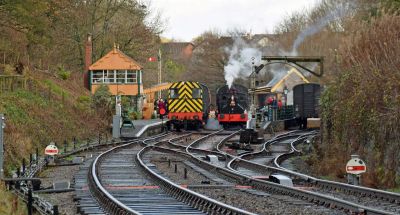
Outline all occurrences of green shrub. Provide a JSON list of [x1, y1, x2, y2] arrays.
[[57, 65, 71, 80], [92, 85, 112, 107], [77, 95, 91, 103], [43, 79, 69, 97], [130, 111, 142, 120], [76, 95, 92, 111]]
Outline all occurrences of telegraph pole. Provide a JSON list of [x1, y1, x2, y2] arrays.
[[247, 57, 259, 129], [0, 114, 5, 178], [158, 49, 162, 99]]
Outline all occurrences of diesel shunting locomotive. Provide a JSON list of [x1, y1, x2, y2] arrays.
[[166, 81, 210, 130]]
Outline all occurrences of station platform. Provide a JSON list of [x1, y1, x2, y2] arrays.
[[120, 119, 167, 138]]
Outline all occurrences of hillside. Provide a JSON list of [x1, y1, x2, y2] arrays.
[[0, 68, 108, 170], [0, 67, 112, 214]]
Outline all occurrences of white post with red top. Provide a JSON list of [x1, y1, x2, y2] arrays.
[[44, 143, 59, 165], [346, 154, 366, 186]]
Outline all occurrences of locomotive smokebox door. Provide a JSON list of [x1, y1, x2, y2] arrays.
[[239, 129, 262, 144]]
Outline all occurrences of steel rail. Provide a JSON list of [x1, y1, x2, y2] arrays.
[[138, 146, 256, 214], [221, 131, 315, 181], [88, 133, 167, 215], [6, 137, 130, 215], [272, 132, 400, 204], [185, 129, 225, 154], [272, 133, 314, 168], [178, 131, 395, 215], [89, 141, 142, 215]]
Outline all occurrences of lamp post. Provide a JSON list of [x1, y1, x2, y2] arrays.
[[283, 86, 288, 107], [283, 86, 288, 118]]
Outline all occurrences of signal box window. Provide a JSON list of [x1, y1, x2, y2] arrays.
[[192, 88, 201, 98], [170, 89, 179, 98]]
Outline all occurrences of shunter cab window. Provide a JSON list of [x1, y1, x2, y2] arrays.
[[192, 88, 201, 99], [170, 89, 179, 99]]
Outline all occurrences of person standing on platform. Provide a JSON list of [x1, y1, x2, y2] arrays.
[[164, 98, 169, 114], [266, 96, 273, 107], [154, 99, 159, 117], [278, 100, 282, 109], [272, 96, 278, 121], [158, 99, 166, 119]]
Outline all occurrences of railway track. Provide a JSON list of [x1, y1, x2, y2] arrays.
[[81, 133, 207, 214], [226, 130, 400, 214], [165, 130, 395, 214], [74, 129, 400, 214], [77, 132, 253, 214], [272, 132, 400, 214], [158, 131, 342, 214]]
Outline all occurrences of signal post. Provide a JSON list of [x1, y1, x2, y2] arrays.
[[346, 154, 366, 186]]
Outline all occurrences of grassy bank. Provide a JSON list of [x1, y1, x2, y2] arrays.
[[0, 70, 109, 213]]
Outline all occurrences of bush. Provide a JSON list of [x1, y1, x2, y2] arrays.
[[43, 79, 69, 97], [57, 65, 71, 80], [130, 111, 142, 120], [76, 95, 92, 111], [92, 85, 112, 107], [320, 15, 400, 188]]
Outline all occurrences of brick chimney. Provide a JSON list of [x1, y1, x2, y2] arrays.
[[84, 33, 92, 90]]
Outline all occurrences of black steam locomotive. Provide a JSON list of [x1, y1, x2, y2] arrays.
[[216, 84, 249, 128]]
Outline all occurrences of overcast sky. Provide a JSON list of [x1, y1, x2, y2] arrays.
[[149, 0, 319, 41]]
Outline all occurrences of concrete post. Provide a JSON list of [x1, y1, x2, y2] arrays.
[[0, 114, 4, 178], [112, 115, 121, 139]]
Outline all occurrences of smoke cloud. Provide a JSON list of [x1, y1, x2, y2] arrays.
[[223, 2, 354, 87], [291, 2, 353, 54], [224, 37, 261, 88]]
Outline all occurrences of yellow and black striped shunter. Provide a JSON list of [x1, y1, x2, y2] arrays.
[[167, 81, 209, 130]]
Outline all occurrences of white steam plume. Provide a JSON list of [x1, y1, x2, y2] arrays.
[[291, 2, 353, 54], [224, 37, 261, 88]]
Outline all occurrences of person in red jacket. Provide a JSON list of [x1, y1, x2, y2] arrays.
[[266, 96, 273, 106], [278, 100, 283, 109]]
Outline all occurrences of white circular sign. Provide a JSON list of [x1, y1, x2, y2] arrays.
[[45, 144, 59, 156], [346, 157, 366, 175]]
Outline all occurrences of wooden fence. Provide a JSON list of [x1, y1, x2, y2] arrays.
[[0, 75, 27, 92]]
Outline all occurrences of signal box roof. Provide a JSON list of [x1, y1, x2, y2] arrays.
[[89, 47, 143, 71]]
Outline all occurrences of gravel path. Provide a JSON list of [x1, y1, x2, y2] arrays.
[[38, 164, 80, 215], [38, 150, 107, 215]]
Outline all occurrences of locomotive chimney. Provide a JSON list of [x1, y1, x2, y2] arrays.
[[84, 33, 92, 90]]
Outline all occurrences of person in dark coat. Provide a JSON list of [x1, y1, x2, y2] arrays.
[[164, 98, 169, 113], [272, 96, 278, 121]]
